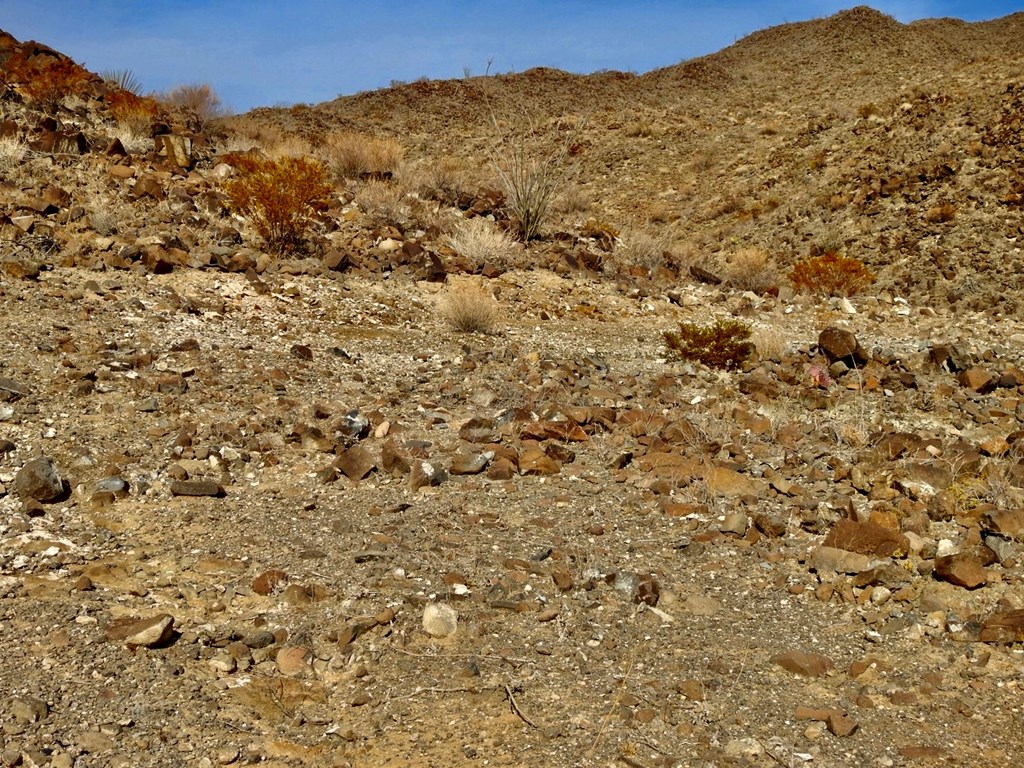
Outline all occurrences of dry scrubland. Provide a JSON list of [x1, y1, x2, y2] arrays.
[[2, 7, 1024, 767]]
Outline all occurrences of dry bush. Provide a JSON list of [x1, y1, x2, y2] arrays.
[[556, 184, 592, 215], [321, 131, 405, 180], [106, 89, 158, 137], [3, 56, 90, 112], [0, 135, 28, 176], [438, 280, 501, 334], [445, 217, 518, 270], [751, 327, 787, 361], [422, 156, 469, 197], [789, 251, 875, 297], [664, 319, 754, 370], [357, 179, 408, 226], [222, 154, 333, 254], [720, 247, 780, 294], [158, 83, 227, 128]]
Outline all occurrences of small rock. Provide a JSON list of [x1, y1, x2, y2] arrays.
[[826, 712, 859, 737], [106, 614, 175, 648], [958, 367, 995, 393], [818, 326, 867, 365], [720, 511, 748, 535], [14, 455, 65, 502], [934, 553, 987, 589], [772, 650, 833, 677], [276, 645, 311, 676], [823, 518, 908, 558], [422, 603, 458, 637], [410, 460, 447, 491], [252, 568, 288, 595], [333, 444, 376, 481], [169, 479, 224, 497]]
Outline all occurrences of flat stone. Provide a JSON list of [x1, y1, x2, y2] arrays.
[[449, 450, 493, 475], [812, 545, 872, 574], [106, 614, 175, 648], [169, 479, 224, 497], [981, 509, 1024, 540], [771, 650, 833, 677], [276, 645, 311, 676], [979, 609, 1024, 643], [934, 553, 987, 589], [823, 518, 909, 557], [15, 456, 65, 502]]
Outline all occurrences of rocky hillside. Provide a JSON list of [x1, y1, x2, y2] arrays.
[[1, 7, 1024, 768]]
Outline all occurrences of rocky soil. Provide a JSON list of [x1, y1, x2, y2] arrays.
[[2, 9, 1024, 768]]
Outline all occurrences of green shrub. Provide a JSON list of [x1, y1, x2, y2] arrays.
[[664, 319, 754, 370]]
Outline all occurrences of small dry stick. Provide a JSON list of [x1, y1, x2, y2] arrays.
[[505, 683, 539, 729]]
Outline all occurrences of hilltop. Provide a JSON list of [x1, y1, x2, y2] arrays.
[[1, 7, 1024, 768]]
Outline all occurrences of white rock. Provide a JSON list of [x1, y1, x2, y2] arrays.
[[422, 603, 458, 637]]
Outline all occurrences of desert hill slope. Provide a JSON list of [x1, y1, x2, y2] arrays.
[[2, 6, 1024, 768], [237, 5, 1024, 312]]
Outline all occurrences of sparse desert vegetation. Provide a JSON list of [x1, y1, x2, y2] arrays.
[[2, 9, 1024, 768]]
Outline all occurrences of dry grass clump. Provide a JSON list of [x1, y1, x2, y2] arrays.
[[613, 227, 675, 275], [0, 135, 28, 176], [750, 327, 787, 361], [222, 154, 334, 254], [321, 131, 405, 180], [789, 251, 875, 297], [438, 280, 502, 334], [720, 247, 780, 294], [357, 180, 409, 227], [664, 319, 754, 370], [445, 217, 518, 270]]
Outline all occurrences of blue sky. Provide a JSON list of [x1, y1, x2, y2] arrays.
[[1, 1, 1020, 112]]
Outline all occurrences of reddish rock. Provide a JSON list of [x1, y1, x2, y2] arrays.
[[818, 326, 867, 365], [822, 518, 909, 558], [252, 569, 288, 595], [771, 650, 833, 677], [979, 609, 1024, 643], [981, 509, 1024, 540], [105, 614, 175, 648], [958, 367, 995, 393], [519, 447, 560, 475], [934, 553, 987, 589], [333, 444, 376, 481], [827, 712, 860, 737]]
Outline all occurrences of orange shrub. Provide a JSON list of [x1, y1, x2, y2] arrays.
[[3, 56, 90, 112], [106, 90, 159, 134], [789, 251, 875, 297], [222, 154, 334, 254]]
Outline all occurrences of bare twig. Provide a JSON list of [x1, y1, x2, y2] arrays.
[[505, 683, 539, 729]]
